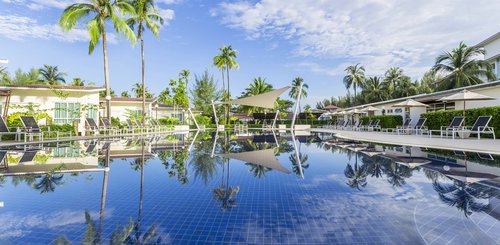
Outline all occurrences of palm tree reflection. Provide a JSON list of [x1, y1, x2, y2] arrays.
[[384, 162, 413, 187], [33, 165, 66, 193], [432, 179, 497, 217], [344, 153, 368, 190], [289, 153, 309, 177], [245, 163, 271, 178]]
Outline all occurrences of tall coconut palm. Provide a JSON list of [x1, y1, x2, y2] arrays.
[[131, 82, 153, 98], [363, 76, 385, 102], [213, 45, 239, 124], [343, 64, 365, 106], [289, 77, 308, 110], [432, 42, 495, 90], [60, 0, 136, 120], [127, 0, 164, 124], [179, 69, 190, 87], [243, 77, 273, 97], [70, 77, 85, 86], [383, 67, 406, 99], [38, 64, 66, 85]]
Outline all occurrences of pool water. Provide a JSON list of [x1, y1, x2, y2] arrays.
[[0, 130, 499, 244]]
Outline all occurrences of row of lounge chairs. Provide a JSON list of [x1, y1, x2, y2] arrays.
[[323, 119, 381, 131], [0, 116, 72, 142], [324, 115, 495, 140], [85, 118, 171, 135]]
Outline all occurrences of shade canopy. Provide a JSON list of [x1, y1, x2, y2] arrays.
[[219, 149, 291, 174], [392, 99, 429, 108], [361, 106, 381, 112], [346, 108, 363, 114], [217, 86, 290, 109], [439, 89, 495, 102]]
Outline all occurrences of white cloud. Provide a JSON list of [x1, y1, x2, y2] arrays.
[[158, 8, 175, 24], [214, 0, 500, 78], [2, 0, 76, 10], [0, 15, 117, 43]]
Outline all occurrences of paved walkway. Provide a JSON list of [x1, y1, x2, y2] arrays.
[[311, 128, 500, 154]]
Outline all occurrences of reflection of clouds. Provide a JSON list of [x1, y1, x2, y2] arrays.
[[242, 171, 444, 243], [0, 209, 112, 239]]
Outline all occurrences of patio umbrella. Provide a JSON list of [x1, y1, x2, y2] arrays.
[[360, 106, 381, 112], [392, 99, 429, 108], [439, 89, 495, 125], [392, 99, 429, 120]]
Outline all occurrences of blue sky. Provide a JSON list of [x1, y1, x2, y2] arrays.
[[1, 0, 500, 107]]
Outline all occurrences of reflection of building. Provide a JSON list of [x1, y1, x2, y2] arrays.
[[0, 143, 101, 176]]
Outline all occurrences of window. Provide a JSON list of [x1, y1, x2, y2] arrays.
[[54, 102, 80, 124], [87, 104, 98, 120]]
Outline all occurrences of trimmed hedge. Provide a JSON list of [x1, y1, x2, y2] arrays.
[[360, 115, 403, 129], [422, 106, 500, 137]]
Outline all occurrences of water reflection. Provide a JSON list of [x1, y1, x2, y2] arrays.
[[0, 131, 499, 243]]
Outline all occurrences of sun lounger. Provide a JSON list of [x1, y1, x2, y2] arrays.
[[383, 118, 411, 133], [20, 116, 72, 142], [100, 118, 119, 135], [360, 120, 372, 131], [366, 119, 380, 131], [452, 116, 495, 140], [397, 118, 427, 135], [19, 150, 38, 163], [429, 116, 464, 138], [0, 150, 7, 169], [0, 117, 22, 141], [85, 118, 101, 135]]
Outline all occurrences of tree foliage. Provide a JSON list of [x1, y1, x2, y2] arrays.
[[190, 70, 221, 115]]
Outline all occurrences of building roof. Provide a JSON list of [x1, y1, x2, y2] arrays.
[[476, 31, 500, 47], [323, 105, 338, 110], [341, 80, 500, 110], [100, 97, 157, 103], [152, 103, 188, 110], [0, 84, 105, 92]]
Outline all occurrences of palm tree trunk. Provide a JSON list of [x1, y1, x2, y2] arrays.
[[225, 65, 230, 125], [102, 23, 111, 120], [353, 86, 357, 106], [140, 24, 146, 125]]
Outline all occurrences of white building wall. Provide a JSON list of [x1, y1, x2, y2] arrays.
[[108, 102, 153, 122], [454, 86, 500, 110], [483, 38, 500, 60], [2, 89, 101, 134]]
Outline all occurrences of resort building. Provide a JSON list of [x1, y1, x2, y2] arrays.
[[339, 81, 500, 124], [151, 103, 188, 122], [0, 84, 103, 134], [477, 31, 500, 79], [338, 32, 500, 125], [100, 97, 157, 122]]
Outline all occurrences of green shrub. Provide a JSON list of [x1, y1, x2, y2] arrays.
[[111, 117, 123, 128], [361, 115, 403, 129], [195, 115, 211, 126], [422, 106, 500, 137]]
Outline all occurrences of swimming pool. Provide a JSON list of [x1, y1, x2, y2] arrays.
[[0, 130, 499, 244]]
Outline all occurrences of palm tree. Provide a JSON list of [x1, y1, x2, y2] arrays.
[[240, 77, 273, 114], [38, 64, 66, 85], [70, 77, 85, 86], [179, 69, 190, 87], [212, 159, 240, 211], [131, 82, 153, 98], [363, 76, 385, 102], [121, 91, 131, 97], [344, 153, 368, 190], [127, 0, 164, 125], [432, 42, 495, 90], [213, 45, 239, 124], [383, 67, 406, 99], [343, 64, 365, 106], [289, 77, 308, 110], [60, 0, 136, 120]]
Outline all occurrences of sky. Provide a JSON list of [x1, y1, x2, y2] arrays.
[[1, 0, 500, 107]]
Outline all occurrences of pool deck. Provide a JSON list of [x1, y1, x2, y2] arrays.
[[311, 128, 500, 154]]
